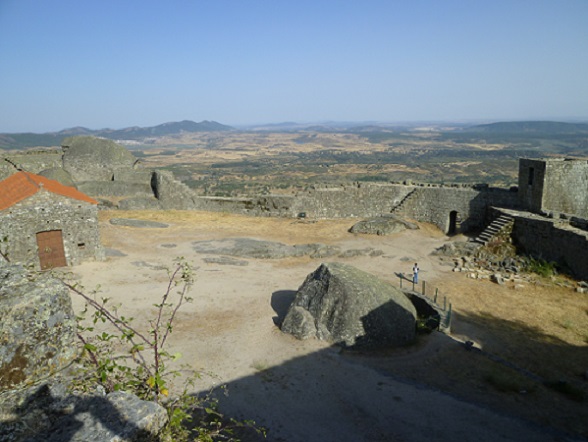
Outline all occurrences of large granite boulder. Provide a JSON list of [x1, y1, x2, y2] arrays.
[[349, 215, 419, 235], [61, 136, 138, 182], [0, 264, 78, 391], [282, 262, 417, 348], [38, 167, 76, 187]]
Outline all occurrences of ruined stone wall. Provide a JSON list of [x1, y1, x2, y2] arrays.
[[0, 191, 103, 269], [393, 185, 518, 233], [162, 182, 518, 234], [151, 170, 198, 210], [290, 183, 411, 219], [511, 211, 588, 280], [542, 159, 588, 218]]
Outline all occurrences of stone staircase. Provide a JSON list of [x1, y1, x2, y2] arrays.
[[472, 214, 514, 245], [391, 188, 418, 216]]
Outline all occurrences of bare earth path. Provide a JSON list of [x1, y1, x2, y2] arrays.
[[68, 211, 586, 442]]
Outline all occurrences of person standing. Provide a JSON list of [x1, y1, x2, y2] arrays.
[[412, 263, 419, 284]]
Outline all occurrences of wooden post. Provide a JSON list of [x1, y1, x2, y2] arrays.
[[422, 281, 426, 296]]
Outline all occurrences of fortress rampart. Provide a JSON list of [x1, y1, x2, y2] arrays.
[[3, 138, 588, 280]]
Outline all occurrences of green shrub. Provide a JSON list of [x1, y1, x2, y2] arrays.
[[527, 258, 558, 278]]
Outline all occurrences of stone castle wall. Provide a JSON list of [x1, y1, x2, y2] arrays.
[[542, 160, 588, 218], [510, 210, 588, 280], [519, 158, 588, 218], [0, 191, 103, 269], [290, 184, 411, 219]]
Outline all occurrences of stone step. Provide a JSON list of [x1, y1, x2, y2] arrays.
[[472, 214, 514, 245]]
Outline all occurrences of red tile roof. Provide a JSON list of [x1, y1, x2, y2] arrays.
[[0, 171, 98, 210]]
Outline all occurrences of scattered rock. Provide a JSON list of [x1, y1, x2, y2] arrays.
[[282, 262, 417, 348], [491, 274, 505, 285]]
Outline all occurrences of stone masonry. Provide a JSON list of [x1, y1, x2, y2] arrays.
[[0, 173, 103, 269]]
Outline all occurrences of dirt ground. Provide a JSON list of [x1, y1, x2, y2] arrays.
[[68, 210, 588, 442]]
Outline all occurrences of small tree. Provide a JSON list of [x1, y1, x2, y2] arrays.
[[66, 257, 262, 441]]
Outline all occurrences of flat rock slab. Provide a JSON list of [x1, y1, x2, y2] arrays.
[[109, 218, 169, 228], [203, 256, 249, 266], [192, 238, 383, 260], [192, 238, 340, 259]]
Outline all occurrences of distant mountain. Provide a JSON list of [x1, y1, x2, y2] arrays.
[[465, 121, 588, 134], [98, 120, 233, 139], [0, 120, 234, 149]]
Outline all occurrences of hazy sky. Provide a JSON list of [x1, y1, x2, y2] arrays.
[[1, 0, 587, 132]]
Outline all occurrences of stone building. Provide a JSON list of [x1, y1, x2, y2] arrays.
[[0, 171, 103, 270], [519, 158, 588, 217]]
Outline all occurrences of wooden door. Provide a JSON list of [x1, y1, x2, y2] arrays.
[[36, 230, 67, 270]]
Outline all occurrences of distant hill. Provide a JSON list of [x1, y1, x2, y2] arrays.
[[0, 120, 234, 149], [465, 121, 588, 134]]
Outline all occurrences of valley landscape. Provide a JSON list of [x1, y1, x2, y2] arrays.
[[2, 120, 588, 441]]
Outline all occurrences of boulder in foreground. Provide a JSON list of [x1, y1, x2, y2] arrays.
[[282, 262, 417, 348], [0, 264, 78, 391]]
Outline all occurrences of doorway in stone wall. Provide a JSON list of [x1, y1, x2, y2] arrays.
[[448, 211, 459, 235], [36, 230, 67, 270]]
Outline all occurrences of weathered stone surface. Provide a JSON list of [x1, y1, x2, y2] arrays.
[[61, 136, 138, 182], [117, 197, 162, 210], [0, 264, 78, 391], [109, 218, 169, 228], [0, 186, 103, 270], [282, 262, 417, 348], [349, 215, 418, 235], [38, 168, 76, 187], [192, 238, 340, 259], [0, 383, 167, 442], [337, 247, 383, 258], [203, 256, 249, 266]]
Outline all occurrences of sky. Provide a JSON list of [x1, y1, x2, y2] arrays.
[[1, 0, 587, 133]]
